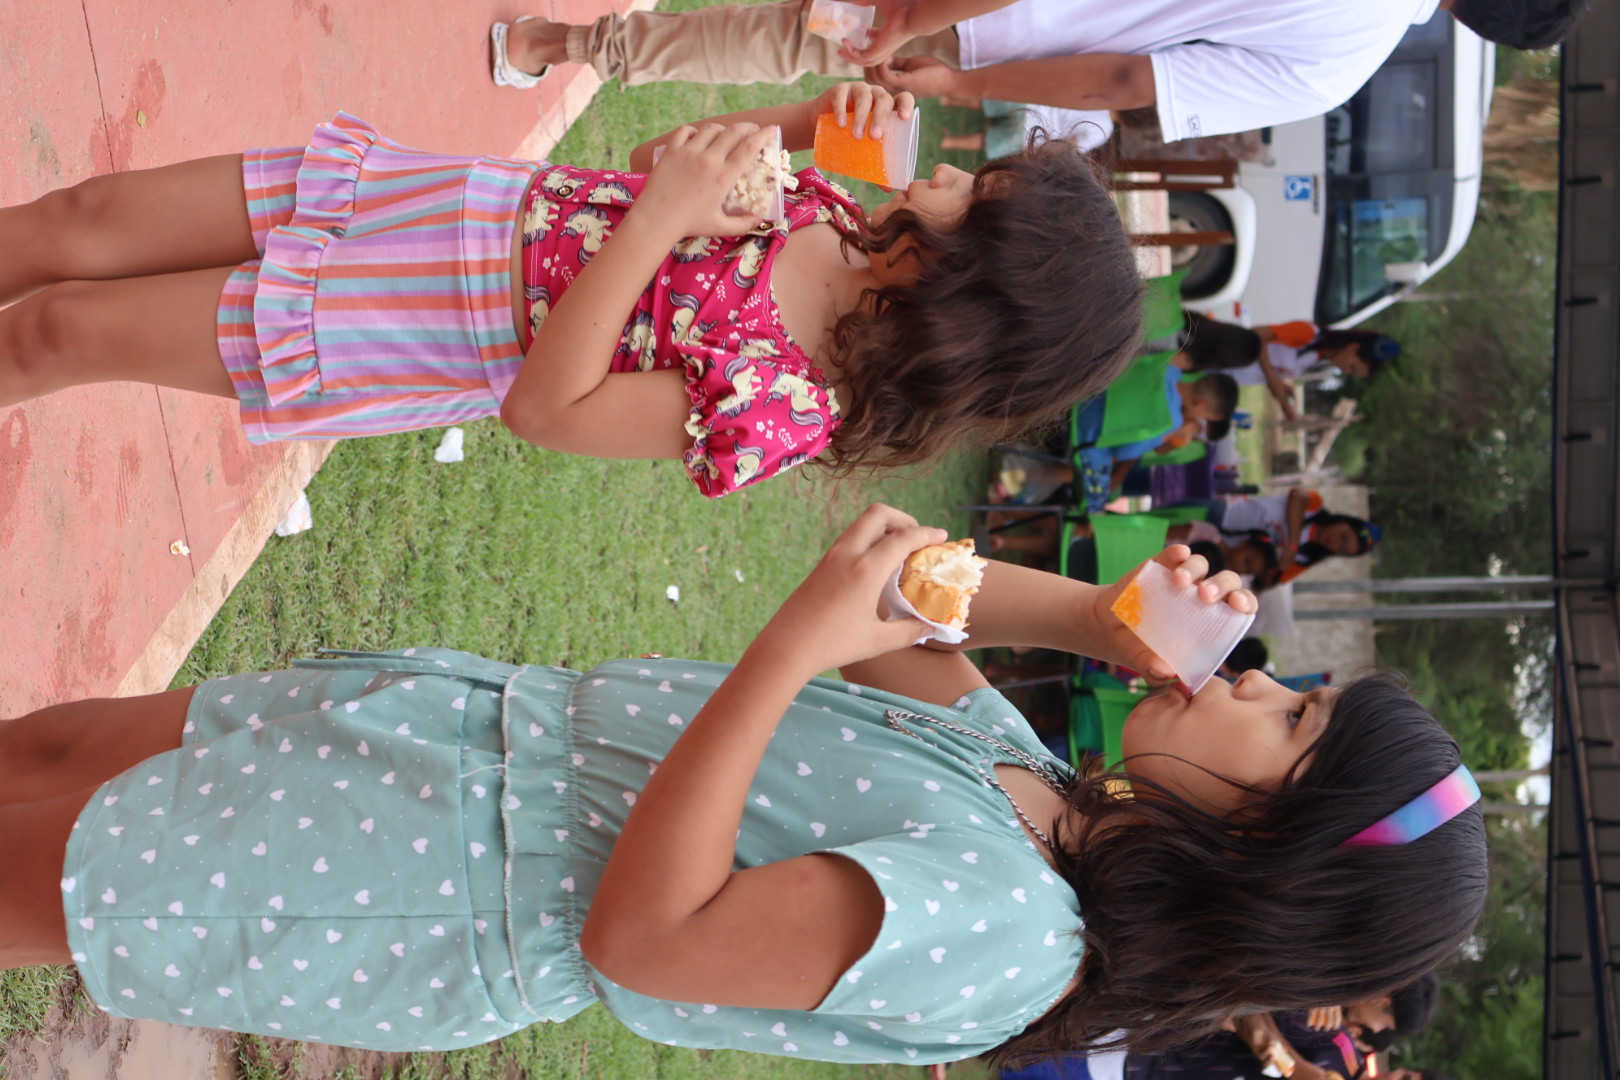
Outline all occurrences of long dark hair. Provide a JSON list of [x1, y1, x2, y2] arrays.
[[1307, 329, 1399, 377], [991, 676, 1488, 1067], [823, 133, 1144, 473], [1177, 310, 1261, 371], [1298, 510, 1378, 566]]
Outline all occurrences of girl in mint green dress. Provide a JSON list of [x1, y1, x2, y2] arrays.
[[0, 507, 1485, 1068]]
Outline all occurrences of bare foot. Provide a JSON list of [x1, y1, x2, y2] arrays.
[[507, 16, 571, 75]]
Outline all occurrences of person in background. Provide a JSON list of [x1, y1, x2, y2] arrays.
[[493, 0, 1586, 144], [939, 101, 1115, 156], [1170, 313, 1400, 422], [1218, 637, 1268, 679], [1192, 488, 1377, 586]]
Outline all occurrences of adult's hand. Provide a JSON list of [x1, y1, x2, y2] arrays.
[[838, 0, 920, 68], [864, 55, 962, 99]]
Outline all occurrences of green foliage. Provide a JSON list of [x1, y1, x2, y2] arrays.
[[1327, 70, 1558, 1079], [1334, 192, 1556, 582], [1399, 818, 1547, 1080]]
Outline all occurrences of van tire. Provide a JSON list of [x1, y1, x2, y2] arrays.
[[1166, 193, 1236, 299]]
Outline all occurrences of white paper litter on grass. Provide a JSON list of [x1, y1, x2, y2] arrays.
[[274, 492, 314, 537], [434, 427, 466, 463], [666, 585, 681, 603]]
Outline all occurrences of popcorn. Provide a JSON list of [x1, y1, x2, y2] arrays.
[[806, 0, 875, 48], [723, 142, 794, 220]]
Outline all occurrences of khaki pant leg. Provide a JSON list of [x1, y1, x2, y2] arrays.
[[567, 0, 960, 87]]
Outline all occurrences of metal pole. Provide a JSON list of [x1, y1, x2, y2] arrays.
[[1293, 600, 1557, 620], [1290, 576, 1597, 594]]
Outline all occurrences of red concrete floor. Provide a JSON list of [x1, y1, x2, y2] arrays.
[[0, 0, 648, 712]]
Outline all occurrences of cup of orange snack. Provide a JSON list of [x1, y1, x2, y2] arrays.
[[806, 0, 876, 48], [1109, 559, 1254, 695], [813, 106, 920, 189]]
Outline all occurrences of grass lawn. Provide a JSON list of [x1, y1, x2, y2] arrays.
[[0, 15, 991, 1075]]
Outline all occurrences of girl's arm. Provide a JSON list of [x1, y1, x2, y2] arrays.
[[629, 82, 914, 171], [848, 550, 1256, 705], [581, 505, 943, 1007], [500, 124, 774, 456], [1284, 487, 1309, 553], [1256, 349, 1300, 422]]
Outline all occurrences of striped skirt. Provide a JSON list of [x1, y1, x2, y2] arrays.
[[218, 114, 540, 442]]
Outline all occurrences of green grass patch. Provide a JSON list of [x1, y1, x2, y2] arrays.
[[0, 966, 68, 1045]]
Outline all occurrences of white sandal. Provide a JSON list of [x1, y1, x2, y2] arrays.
[[490, 17, 551, 89]]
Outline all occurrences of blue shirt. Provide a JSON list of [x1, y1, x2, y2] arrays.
[[1073, 365, 1182, 511]]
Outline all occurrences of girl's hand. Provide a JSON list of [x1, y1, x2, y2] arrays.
[[638, 122, 781, 238], [1088, 544, 1256, 682], [754, 504, 945, 677], [808, 82, 915, 141], [836, 0, 919, 68]]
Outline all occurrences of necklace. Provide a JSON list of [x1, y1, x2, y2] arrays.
[[884, 709, 1072, 850]]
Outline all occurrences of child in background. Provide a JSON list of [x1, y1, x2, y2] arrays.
[[0, 84, 1142, 497], [1075, 372, 1239, 512], [1198, 488, 1378, 585], [1218, 636, 1269, 678], [1, 507, 1486, 1066], [1169, 311, 1400, 422]]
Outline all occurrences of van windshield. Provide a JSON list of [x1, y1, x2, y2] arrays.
[[1316, 21, 1455, 325]]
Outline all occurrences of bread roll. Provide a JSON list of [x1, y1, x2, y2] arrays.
[[899, 540, 988, 628]]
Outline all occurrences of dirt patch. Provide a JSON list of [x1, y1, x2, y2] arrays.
[[1, 989, 414, 1080], [1, 995, 228, 1080]]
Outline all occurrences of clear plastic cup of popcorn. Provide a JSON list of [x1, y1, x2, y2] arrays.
[[652, 125, 791, 222], [806, 0, 876, 49], [812, 106, 919, 188], [1109, 559, 1256, 695]]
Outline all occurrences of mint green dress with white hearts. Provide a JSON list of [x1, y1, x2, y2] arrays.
[[61, 648, 1083, 1064]]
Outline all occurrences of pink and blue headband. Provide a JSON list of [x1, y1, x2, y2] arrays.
[[1340, 763, 1481, 848]]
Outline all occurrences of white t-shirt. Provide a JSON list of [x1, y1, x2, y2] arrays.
[[1230, 341, 1320, 386], [956, 0, 1443, 142]]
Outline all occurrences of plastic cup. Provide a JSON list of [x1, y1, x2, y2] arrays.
[[1109, 559, 1256, 695], [813, 107, 919, 188], [651, 126, 785, 220], [806, 0, 876, 49]]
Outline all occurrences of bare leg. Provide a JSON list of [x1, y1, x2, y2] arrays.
[[506, 16, 571, 75], [0, 688, 193, 806], [940, 133, 987, 152], [0, 267, 238, 408], [0, 690, 193, 968], [0, 787, 100, 966], [0, 155, 255, 308]]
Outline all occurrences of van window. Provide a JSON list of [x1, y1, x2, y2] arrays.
[[1321, 194, 1430, 321], [1316, 27, 1452, 325]]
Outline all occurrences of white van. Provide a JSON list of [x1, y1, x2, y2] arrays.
[[1175, 13, 1496, 328]]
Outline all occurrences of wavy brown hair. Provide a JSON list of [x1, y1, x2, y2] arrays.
[[822, 134, 1144, 474], [990, 675, 1488, 1069]]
